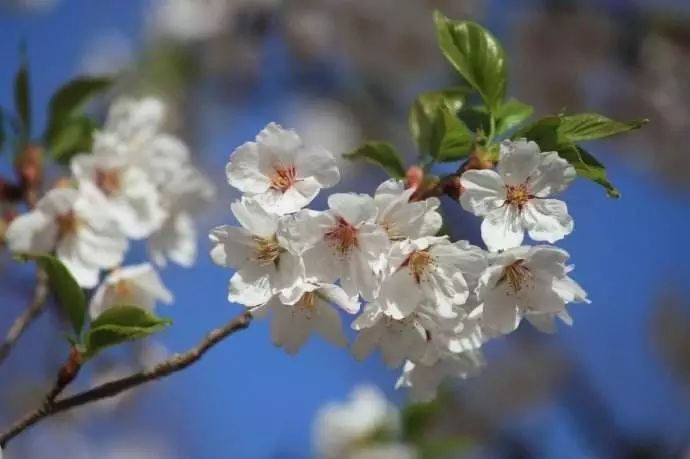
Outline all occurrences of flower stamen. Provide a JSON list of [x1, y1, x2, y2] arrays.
[[505, 183, 534, 211], [402, 250, 434, 283], [496, 259, 531, 293], [270, 166, 297, 192], [252, 235, 282, 266], [325, 217, 359, 255]]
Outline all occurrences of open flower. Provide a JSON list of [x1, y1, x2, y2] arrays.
[[460, 139, 576, 251], [209, 197, 304, 307], [89, 263, 173, 318], [225, 123, 340, 215], [395, 350, 485, 403], [374, 179, 442, 242], [149, 163, 215, 267], [351, 302, 428, 368], [288, 193, 390, 301], [253, 283, 359, 355], [71, 152, 167, 239], [5, 186, 128, 287], [377, 237, 486, 319], [475, 245, 589, 334]]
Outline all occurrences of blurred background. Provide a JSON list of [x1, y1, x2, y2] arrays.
[[1, 0, 690, 457]]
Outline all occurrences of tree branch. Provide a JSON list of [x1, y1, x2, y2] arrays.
[[0, 309, 253, 449], [0, 269, 49, 367]]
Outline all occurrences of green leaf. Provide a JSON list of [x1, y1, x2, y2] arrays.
[[343, 141, 407, 178], [559, 144, 620, 198], [556, 113, 648, 142], [429, 107, 473, 161], [409, 87, 471, 158], [402, 399, 441, 443], [47, 76, 112, 124], [434, 12, 507, 112], [419, 437, 471, 459], [46, 115, 96, 164], [15, 253, 86, 334], [458, 105, 491, 134], [14, 54, 31, 141], [85, 305, 172, 357], [515, 116, 622, 197], [494, 99, 534, 135]]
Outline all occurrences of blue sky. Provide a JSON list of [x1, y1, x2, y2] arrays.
[[1, 1, 690, 458]]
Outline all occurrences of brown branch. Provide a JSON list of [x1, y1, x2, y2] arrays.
[[0, 310, 253, 449], [0, 269, 49, 367]]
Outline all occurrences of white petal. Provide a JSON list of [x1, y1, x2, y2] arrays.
[[351, 327, 381, 360], [482, 295, 520, 334], [295, 146, 340, 188], [314, 301, 348, 347], [5, 211, 57, 253], [36, 187, 79, 216], [228, 265, 273, 307], [522, 199, 573, 243], [497, 139, 541, 185], [530, 151, 576, 197], [230, 197, 278, 237], [209, 225, 255, 268], [328, 193, 377, 225], [317, 283, 360, 314], [379, 269, 423, 319], [480, 206, 524, 252], [225, 141, 271, 193], [459, 169, 505, 216], [352, 303, 384, 330]]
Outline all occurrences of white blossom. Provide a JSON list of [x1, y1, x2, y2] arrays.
[[460, 139, 576, 251], [395, 351, 485, 403], [149, 163, 215, 267], [475, 245, 589, 334], [377, 236, 486, 319], [89, 263, 173, 319], [71, 152, 166, 240], [373, 179, 442, 242], [313, 385, 409, 459], [253, 283, 359, 355], [5, 186, 128, 288], [226, 122, 340, 215], [351, 302, 428, 368], [209, 197, 304, 306]]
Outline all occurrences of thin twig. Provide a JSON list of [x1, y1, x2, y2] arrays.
[[0, 310, 253, 449], [0, 269, 49, 367]]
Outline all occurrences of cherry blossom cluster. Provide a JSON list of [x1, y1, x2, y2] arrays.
[[5, 97, 213, 318], [211, 123, 589, 400]]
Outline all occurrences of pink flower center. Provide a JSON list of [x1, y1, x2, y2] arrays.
[[325, 217, 359, 255], [96, 168, 121, 196], [505, 183, 534, 211], [270, 166, 297, 192]]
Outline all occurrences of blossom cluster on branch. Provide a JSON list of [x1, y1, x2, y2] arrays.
[[211, 121, 589, 401], [6, 97, 213, 303]]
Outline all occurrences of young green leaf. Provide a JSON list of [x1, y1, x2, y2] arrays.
[[557, 113, 648, 142], [15, 253, 86, 334], [558, 144, 620, 198], [409, 87, 471, 158], [343, 141, 407, 178], [14, 56, 32, 141], [429, 107, 473, 161], [494, 99, 534, 135], [434, 11, 507, 112], [514, 116, 621, 197], [85, 305, 172, 358], [46, 115, 96, 163], [47, 76, 112, 124]]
